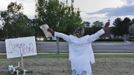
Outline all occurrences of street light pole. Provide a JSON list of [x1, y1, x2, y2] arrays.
[[56, 20, 60, 54]]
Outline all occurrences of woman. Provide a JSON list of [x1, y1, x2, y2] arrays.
[[47, 24, 109, 75]]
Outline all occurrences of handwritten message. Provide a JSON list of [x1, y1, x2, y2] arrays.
[[5, 36, 37, 58]]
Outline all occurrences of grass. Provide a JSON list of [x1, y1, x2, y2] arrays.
[[1, 53, 134, 59], [1, 53, 134, 75], [0, 53, 68, 59], [95, 53, 134, 58]]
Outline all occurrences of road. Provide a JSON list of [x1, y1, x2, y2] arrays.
[[0, 41, 134, 53]]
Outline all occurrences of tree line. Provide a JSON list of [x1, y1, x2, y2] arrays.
[[0, 0, 134, 41]]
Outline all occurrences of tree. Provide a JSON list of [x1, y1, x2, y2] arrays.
[[122, 17, 131, 34], [129, 23, 134, 35], [90, 21, 103, 34], [112, 18, 123, 36], [0, 15, 5, 29], [122, 17, 131, 41], [83, 21, 90, 27], [112, 17, 131, 41], [130, 18, 134, 35], [131, 18, 134, 25], [7, 2, 23, 14], [36, 0, 82, 35], [1, 2, 35, 39], [92, 21, 103, 28]]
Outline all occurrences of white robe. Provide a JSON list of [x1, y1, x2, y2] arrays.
[[54, 29, 105, 75]]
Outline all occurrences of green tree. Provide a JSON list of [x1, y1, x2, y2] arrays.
[[90, 21, 103, 34], [1, 2, 35, 39], [92, 21, 103, 28], [36, 0, 82, 35], [129, 18, 134, 35], [129, 23, 134, 35], [132, 19, 134, 24], [112, 18, 123, 36], [122, 17, 131, 34], [122, 17, 131, 41]]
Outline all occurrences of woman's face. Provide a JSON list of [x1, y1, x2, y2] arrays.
[[73, 27, 85, 37]]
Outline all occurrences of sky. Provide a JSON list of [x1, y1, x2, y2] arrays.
[[81, 0, 134, 23], [0, 0, 36, 19], [0, 0, 134, 24]]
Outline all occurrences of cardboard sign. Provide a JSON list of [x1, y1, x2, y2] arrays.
[[5, 36, 37, 58], [40, 24, 53, 38]]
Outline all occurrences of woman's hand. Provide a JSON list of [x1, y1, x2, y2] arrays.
[[47, 28, 54, 36]]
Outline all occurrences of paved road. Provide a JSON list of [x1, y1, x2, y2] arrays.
[[92, 42, 134, 53], [0, 41, 134, 53]]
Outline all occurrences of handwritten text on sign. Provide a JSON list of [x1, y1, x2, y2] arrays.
[[5, 36, 37, 58]]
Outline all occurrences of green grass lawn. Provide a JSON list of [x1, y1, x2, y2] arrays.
[[1, 53, 134, 59], [1, 53, 134, 75]]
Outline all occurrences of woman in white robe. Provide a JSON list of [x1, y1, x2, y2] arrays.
[[47, 26, 108, 75]]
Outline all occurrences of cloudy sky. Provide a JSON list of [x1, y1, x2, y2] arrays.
[[82, 0, 134, 23], [0, 0, 36, 19], [0, 0, 134, 23]]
